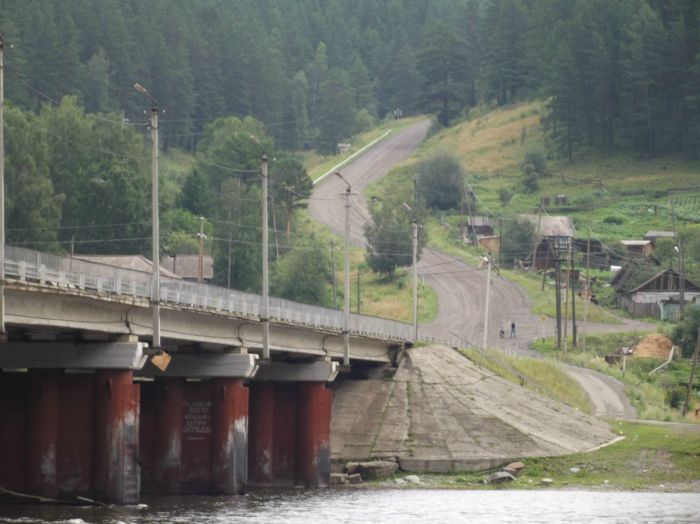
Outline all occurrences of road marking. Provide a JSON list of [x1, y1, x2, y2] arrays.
[[313, 129, 393, 185]]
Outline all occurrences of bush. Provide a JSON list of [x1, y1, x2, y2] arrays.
[[520, 147, 548, 176], [498, 187, 514, 206], [603, 215, 626, 225]]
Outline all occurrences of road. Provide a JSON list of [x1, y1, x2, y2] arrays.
[[309, 119, 652, 418]]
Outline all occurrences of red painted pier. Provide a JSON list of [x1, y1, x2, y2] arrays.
[[0, 342, 337, 504]]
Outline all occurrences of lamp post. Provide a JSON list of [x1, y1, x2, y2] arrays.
[[335, 172, 352, 367], [0, 34, 6, 340], [261, 154, 270, 361], [403, 203, 419, 341], [134, 83, 161, 349]]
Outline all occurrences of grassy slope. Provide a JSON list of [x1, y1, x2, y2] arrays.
[[416, 421, 700, 491]]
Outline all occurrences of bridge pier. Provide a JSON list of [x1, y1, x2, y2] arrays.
[[248, 361, 336, 488], [137, 353, 255, 495], [0, 341, 147, 504]]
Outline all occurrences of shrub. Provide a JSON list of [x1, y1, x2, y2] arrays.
[[498, 187, 514, 206], [602, 215, 625, 225]]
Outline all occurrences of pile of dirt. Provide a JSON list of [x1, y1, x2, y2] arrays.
[[633, 334, 673, 359]]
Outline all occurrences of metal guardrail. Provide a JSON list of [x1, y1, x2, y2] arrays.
[[3, 246, 464, 347]]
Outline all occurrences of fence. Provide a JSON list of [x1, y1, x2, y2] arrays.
[[3, 246, 463, 347]]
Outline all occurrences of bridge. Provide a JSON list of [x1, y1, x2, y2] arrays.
[[0, 246, 459, 504]]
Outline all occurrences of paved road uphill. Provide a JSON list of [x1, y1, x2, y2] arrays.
[[331, 345, 616, 471], [309, 119, 652, 425]]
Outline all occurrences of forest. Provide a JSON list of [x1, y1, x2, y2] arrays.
[[1, 0, 699, 300]]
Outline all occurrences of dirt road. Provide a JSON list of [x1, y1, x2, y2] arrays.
[[309, 119, 653, 418]]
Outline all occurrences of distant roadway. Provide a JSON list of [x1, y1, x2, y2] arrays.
[[309, 119, 651, 419]]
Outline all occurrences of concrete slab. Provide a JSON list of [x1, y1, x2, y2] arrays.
[[331, 345, 617, 472]]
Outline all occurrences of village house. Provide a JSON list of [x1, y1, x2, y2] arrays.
[[620, 239, 654, 258], [612, 261, 700, 319], [161, 254, 214, 283], [519, 214, 576, 270]]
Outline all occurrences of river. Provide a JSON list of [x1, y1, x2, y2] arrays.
[[1, 490, 699, 524]]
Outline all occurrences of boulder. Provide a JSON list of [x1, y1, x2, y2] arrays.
[[485, 471, 515, 484], [569, 467, 581, 474], [393, 478, 406, 485], [504, 461, 525, 475], [347, 473, 363, 484], [330, 473, 348, 485], [345, 462, 360, 475], [540, 478, 554, 485], [404, 475, 421, 484], [357, 460, 399, 480]]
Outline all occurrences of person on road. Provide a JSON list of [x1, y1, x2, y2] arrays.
[[510, 321, 516, 338]]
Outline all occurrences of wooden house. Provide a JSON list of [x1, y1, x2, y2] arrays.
[[613, 263, 700, 318], [161, 254, 214, 283], [620, 240, 654, 258], [519, 215, 576, 270]]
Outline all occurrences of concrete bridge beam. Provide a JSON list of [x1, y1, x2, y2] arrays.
[[0, 341, 148, 370]]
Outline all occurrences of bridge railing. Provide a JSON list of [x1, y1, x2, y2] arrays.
[[5, 246, 459, 344]]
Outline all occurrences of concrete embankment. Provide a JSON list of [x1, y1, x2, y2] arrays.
[[331, 345, 616, 472]]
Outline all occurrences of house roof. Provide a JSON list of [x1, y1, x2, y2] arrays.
[[74, 255, 180, 278], [644, 230, 675, 239], [630, 268, 700, 294], [620, 240, 652, 247], [161, 254, 214, 279], [519, 215, 576, 238], [610, 258, 661, 291], [468, 215, 493, 227]]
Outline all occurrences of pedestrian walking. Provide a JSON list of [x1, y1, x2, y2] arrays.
[[510, 321, 516, 338]]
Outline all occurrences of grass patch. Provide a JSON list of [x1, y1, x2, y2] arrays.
[[462, 348, 590, 413], [430, 421, 700, 490]]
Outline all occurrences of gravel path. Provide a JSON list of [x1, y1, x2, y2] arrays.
[[309, 119, 654, 419]]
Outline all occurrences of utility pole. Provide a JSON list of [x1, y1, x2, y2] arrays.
[[336, 172, 353, 367], [227, 235, 232, 289], [261, 155, 270, 361], [681, 327, 700, 417], [583, 219, 591, 352], [412, 219, 419, 341], [555, 252, 562, 351], [0, 34, 6, 340], [330, 239, 337, 309], [134, 83, 161, 349], [197, 216, 205, 283], [482, 253, 492, 351], [571, 243, 577, 348], [563, 241, 571, 352], [672, 198, 685, 319], [356, 268, 360, 314]]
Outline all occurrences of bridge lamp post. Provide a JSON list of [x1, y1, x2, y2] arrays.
[[335, 172, 353, 367], [134, 83, 161, 349], [0, 34, 5, 339], [402, 203, 419, 342]]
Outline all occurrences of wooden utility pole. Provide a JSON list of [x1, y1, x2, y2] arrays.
[[555, 254, 562, 351], [681, 327, 700, 417], [541, 243, 550, 291], [227, 235, 232, 288], [0, 34, 5, 339], [563, 242, 570, 353], [571, 244, 577, 348], [583, 219, 591, 352]]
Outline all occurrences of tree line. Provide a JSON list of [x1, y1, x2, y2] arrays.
[[2, 0, 698, 159]]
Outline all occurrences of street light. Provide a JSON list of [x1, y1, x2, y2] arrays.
[[403, 203, 419, 341], [335, 171, 352, 367], [134, 83, 161, 349], [0, 33, 5, 339]]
